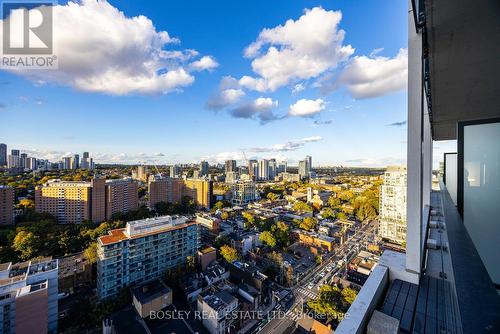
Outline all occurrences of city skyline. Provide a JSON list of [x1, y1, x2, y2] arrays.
[[0, 0, 416, 167]]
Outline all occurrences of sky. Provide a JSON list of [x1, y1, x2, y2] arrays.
[[0, 0, 454, 167]]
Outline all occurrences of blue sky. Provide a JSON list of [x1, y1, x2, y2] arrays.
[[0, 0, 420, 166]]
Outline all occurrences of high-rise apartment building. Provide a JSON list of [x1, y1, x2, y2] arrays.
[[0, 143, 6, 166], [258, 159, 269, 181], [298, 160, 308, 180], [7, 150, 20, 169], [231, 181, 257, 205], [81, 152, 89, 169], [379, 166, 407, 244], [97, 215, 199, 299], [104, 178, 139, 220], [148, 176, 184, 208], [91, 177, 106, 223], [131, 165, 148, 181], [20, 153, 28, 168], [35, 177, 137, 223], [0, 258, 59, 334], [71, 154, 80, 169], [0, 185, 14, 225], [268, 159, 277, 180], [26, 157, 37, 170], [169, 165, 181, 178], [35, 180, 92, 224], [199, 160, 209, 176], [248, 160, 258, 180], [63, 157, 71, 170], [183, 178, 213, 209], [225, 160, 237, 173]]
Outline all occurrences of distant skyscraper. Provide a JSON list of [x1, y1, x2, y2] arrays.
[[0, 143, 7, 166], [63, 157, 71, 169], [11, 149, 19, 156], [20, 153, 28, 168], [27, 157, 37, 170], [169, 165, 181, 178], [248, 159, 258, 180], [72, 154, 80, 169], [306, 155, 312, 172], [379, 166, 407, 244], [269, 159, 277, 179], [277, 161, 287, 174], [199, 160, 209, 176], [225, 160, 237, 173], [258, 159, 269, 180], [298, 160, 308, 180], [81, 152, 89, 169]]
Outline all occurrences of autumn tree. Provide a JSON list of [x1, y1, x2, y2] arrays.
[[220, 245, 238, 263], [12, 231, 40, 260], [259, 231, 277, 248], [300, 217, 318, 231]]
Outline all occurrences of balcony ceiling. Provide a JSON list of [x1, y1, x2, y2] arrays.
[[427, 0, 500, 140]]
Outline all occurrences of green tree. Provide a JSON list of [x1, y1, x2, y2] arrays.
[[220, 245, 238, 263], [12, 231, 40, 260], [154, 201, 169, 215], [293, 201, 313, 213], [221, 211, 229, 220], [271, 221, 290, 246], [242, 211, 255, 229], [300, 217, 318, 231], [83, 242, 98, 264], [266, 192, 278, 201], [321, 207, 336, 219], [259, 231, 277, 248]]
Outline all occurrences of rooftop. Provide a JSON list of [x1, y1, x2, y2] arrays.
[[131, 279, 171, 305]]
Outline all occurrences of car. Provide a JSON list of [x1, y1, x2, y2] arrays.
[[307, 282, 314, 289]]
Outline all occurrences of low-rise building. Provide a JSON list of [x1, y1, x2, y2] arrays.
[[58, 253, 93, 294], [197, 290, 239, 334], [131, 279, 172, 318], [198, 246, 217, 271], [292, 229, 335, 252]]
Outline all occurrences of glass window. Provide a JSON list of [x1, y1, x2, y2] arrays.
[[460, 119, 500, 286]]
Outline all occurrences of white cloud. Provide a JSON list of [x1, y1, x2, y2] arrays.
[[333, 48, 408, 99], [189, 56, 219, 72], [249, 136, 323, 153], [288, 99, 325, 117], [206, 88, 245, 111], [230, 97, 279, 123], [240, 7, 354, 92], [292, 83, 306, 94], [0, 0, 217, 95]]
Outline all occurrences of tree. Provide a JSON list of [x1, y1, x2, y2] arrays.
[[17, 198, 35, 210], [300, 217, 317, 231], [328, 196, 341, 209], [271, 221, 290, 247], [293, 201, 313, 213], [83, 242, 98, 264], [307, 285, 357, 320], [242, 211, 255, 229], [220, 245, 238, 263], [321, 207, 336, 219], [259, 231, 277, 248], [266, 192, 278, 201], [12, 231, 40, 260], [154, 201, 169, 215], [221, 211, 229, 220], [186, 256, 196, 272]]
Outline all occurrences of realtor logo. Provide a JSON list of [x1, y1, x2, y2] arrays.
[[1, 0, 57, 69]]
